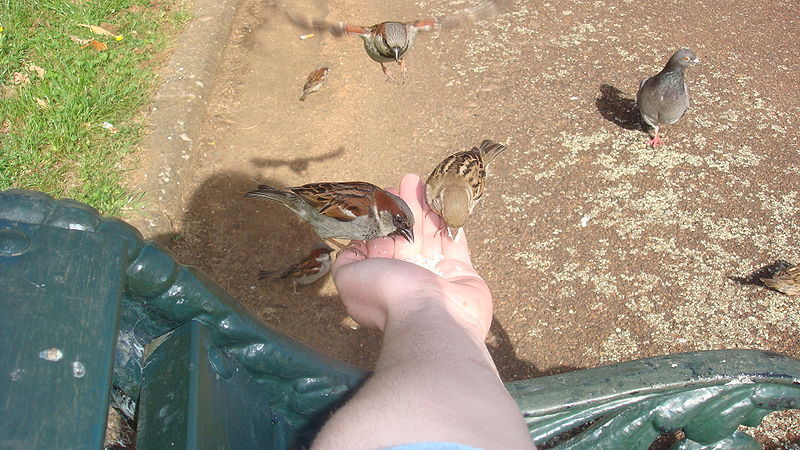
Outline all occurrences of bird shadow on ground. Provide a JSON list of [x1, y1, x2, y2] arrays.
[[595, 84, 642, 131], [250, 146, 345, 175], [150, 170, 383, 368], [728, 259, 793, 289]]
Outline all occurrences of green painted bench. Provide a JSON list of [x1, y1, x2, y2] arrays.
[[1, 188, 798, 449]]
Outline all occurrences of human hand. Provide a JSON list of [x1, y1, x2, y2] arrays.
[[333, 174, 493, 339]]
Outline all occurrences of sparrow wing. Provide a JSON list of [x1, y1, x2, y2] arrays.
[[411, 0, 503, 31], [260, 246, 332, 281], [761, 265, 800, 295], [475, 139, 507, 166], [281, 7, 373, 37], [291, 253, 327, 277], [434, 149, 487, 200], [259, 267, 291, 280], [260, 259, 314, 280], [290, 182, 378, 222]]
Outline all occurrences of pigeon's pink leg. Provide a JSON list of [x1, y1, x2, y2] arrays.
[[648, 127, 665, 146]]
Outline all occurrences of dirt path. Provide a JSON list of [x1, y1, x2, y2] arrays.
[[135, 0, 799, 442]]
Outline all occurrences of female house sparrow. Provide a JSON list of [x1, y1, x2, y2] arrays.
[[259, 244, 334, 293], [761, 264, 800, 296], [636, 48, 700, 146], [425, 139, 506, 239], [279, 1, 502, 84], [300, 66, 330, 101], [244, 181, 414, 244]]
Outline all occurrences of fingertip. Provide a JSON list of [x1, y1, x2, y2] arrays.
[[402, 173, 423, 185], [399, 173, 424, 201], [367, 236, 395, 258]]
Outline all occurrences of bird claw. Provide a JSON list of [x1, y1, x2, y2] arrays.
[[647, 136, 665, 146], [327, 239, 368, 259], [380, 63, 400, 84], [341, 245, 367, 259]]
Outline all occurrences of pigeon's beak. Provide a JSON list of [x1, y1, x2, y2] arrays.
[[691, 56, 700, 64], [392, 47, 401, 63], [397, 226, 414, 243]]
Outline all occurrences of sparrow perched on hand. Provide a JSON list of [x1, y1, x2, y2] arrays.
[[760, 264, 800, 296], [636, 48, 699, 146], [259, 244, 334, 293], [279, 1, 502, 84], [244, 181, 414, 244], [300, 66, 330, 101], [425, 139, 506, 239]]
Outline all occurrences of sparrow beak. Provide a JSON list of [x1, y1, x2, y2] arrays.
[[397, 226, 414, 243], [392, 47, 401, 63], [446, 227, 462, 241]]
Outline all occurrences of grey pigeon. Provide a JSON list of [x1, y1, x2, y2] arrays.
[[636, 48, 699, 146]]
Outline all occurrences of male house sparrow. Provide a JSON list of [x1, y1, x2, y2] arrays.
[[300, 66, 330, 101], [425, 140, 506, 239], [244, 181, 414, 244], [259, 244, 334, 293], [760, 264, 800, 296], [636, 48, 699, 146], [279, 1, 502, 84]]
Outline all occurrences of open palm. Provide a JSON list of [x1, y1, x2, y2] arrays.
[[333, 174, 493, 338]]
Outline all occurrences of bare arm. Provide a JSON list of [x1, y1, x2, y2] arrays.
[[312, 174, 534, 450]]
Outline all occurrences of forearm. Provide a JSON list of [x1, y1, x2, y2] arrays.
[[313, 299, 535, 450]]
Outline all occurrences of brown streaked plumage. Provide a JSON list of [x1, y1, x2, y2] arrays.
[[761, 264, 800, 296], [300, 66, 330, 101], [277, 1, 504, 84], [425, 139, 507, 239], [259, 244, 334, 293], [244, 181, 414, 243]]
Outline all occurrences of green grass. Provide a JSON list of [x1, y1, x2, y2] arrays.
[[0, 0, 189, 214]]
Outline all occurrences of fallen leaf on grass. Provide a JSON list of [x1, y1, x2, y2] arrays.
[[0, 119, 10, 134], [78, 23, 115, 37], [34, 97, 50, 109], [0, 85, 18, 100], [84, 40, 108, 51], [29, 65, 46, 79], [78, 23, 123, 41], [70, 35, 92, 45], [11, 72, 30, 85]]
